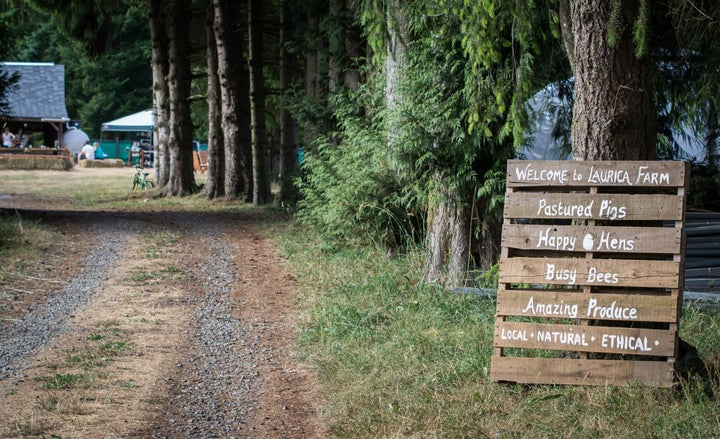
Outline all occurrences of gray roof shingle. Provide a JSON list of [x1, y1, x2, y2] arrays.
[[1, 62, 69, 120]]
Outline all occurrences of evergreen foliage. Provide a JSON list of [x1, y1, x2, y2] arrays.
[[296, 89, 420, 251], [0, 9, 20, 119], [297, 0, 567, 265], [6, 2, 151, 137]]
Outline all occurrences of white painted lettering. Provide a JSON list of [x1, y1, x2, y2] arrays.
[[598, 199, 627, 220], [515, 163, 569, 184], [596, 231, 634, 251], [586, 298, 638, 320], [536, 227, 577, 251], [635, 166, 670, 186], [545, 263, 577, 285], [587, 267, 620, 284], [536, 330, 589, 347], [587, 165, 632, 185], [601, 334, 652, 352], [537, 199, 595, 218], [501, 327, 528, 341], [521, 296, 579, 318]]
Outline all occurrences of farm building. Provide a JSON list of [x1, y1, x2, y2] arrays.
[[1, 62, 74, 149]]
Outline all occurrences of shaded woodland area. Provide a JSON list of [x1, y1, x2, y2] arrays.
[[1, 1, 720, 287]]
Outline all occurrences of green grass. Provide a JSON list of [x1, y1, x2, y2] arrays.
[[280, 225, 720, 439], [42, 373, 81, 390]]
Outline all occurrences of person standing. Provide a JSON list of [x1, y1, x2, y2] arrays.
[[2, 127, 15, 147]]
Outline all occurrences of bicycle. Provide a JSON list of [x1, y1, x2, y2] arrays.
[[132, 166, 155, 190]]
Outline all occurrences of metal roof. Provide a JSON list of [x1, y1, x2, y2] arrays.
[[1, 62, 69, 121]]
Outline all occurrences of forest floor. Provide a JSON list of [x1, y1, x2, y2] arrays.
[[0, 188, 323, 438]]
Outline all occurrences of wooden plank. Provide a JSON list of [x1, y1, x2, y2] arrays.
[[505, 193, 684, 221], [502, 224, 681, 254], [506, 160, 687, 188], [494, 321, 675, 356], [495, 289, 678, 322], [490, 357, 674, 386], [499, 257, 680, 289]]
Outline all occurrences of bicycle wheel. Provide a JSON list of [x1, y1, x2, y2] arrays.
[[144, 180, 155, 189]]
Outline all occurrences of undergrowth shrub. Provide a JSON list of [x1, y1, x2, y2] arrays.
[[296, 92, 422, 251]]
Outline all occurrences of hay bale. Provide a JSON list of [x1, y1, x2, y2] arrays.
[[78, 159, 125, 168], [0, 155, 73, 171]]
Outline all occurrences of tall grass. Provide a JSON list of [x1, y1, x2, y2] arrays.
[[0, 210, 55, 274], [280, 225, 720, 438]]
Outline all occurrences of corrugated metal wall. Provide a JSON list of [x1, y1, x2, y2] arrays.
[[684, 212, 720, 305]]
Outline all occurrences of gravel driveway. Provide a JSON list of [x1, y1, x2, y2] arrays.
[[0, 210, 321, 438]]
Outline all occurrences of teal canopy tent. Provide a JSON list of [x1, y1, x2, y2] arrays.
[[100, 110, 154, 162]]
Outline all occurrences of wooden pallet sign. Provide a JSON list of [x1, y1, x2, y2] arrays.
[[490, 160, 689, 387]]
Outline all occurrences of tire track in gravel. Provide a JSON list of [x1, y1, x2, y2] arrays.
[[0, 210, 322, 438], [0, 215, 141, 380], [139, 213, 322, 438], [143, 216, 264, 438]]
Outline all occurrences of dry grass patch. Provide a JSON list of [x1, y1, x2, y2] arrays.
[[0, 230, 197, 438]]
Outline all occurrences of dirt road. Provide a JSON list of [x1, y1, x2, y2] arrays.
[[0, 208, 321, 438]]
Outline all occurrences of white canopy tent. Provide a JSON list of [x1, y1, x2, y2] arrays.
[[101, 110, 154, 133], [99, 110, 154, 163]]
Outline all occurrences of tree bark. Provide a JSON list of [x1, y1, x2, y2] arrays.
[[422, 183, 470, 287], [278, 1, 298, 204], [302, 4, 324, 147], [204, 0, 225, 198], [385, 0, 406, 145], [385, 0, 472, 287], [569, 0, 656, 160], [248, 0, 271, 205], [705, 102, 719, 168], [165, 0, 196, 195], [213, 0, 248, 199], [327, 0, 342, 94], [344, 0, 363, 91], [148, 0, 170, 186]]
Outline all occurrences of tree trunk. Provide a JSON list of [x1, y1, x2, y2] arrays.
[[705, 102, 719, 168], [165, 0, 196, 196], [302, 6, 323, 147], [422, 183, 470, 287], [213, 0, 248, 199], [205, 0, 224, 198], [327, 0, 342, 94], [278, 1, 298, 203], [148, 0, 170, 186], [248, 0, 271, 205], [385, 0, 403, 109], [344, 0, 363, 91], [569, 0, 656, 160], [384, 0, 470, 287], [385, 0, 406, 144]]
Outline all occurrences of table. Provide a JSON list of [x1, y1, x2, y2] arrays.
[[127, 150, 154, 167]]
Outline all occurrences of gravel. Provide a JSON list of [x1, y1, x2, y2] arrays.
[[0, 212, 275, 437], [151, 221, 262, 438], [0, 215, 133, 379]]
